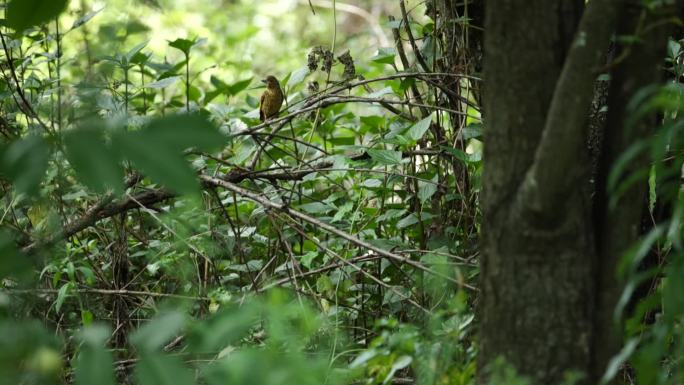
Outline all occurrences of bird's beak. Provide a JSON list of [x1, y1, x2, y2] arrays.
[[261, 79, 267, 84]]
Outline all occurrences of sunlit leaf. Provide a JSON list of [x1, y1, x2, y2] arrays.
[[70, 8, 103, 30], [126, 41, 149, 63], [169, 38, 198, 56], [145, 76, 181, 89]]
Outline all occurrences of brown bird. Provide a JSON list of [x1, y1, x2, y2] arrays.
[[259, 75, 284, 122]]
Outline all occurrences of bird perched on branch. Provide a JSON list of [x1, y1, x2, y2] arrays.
[[259, 75, 284, 122]]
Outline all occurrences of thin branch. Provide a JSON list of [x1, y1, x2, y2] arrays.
[[23, 189, 174, 253], [400, 0, 430, 72], [237, 95, 479, 137], [200, 174, 477, 291], [6, 287, 209, 301]]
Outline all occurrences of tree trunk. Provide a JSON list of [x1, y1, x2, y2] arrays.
[[476, 0, 677, 384], [479, 3, 592, 382]]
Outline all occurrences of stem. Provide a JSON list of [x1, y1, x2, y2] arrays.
[[140, 64, 146, 113], [55, 18, 62, 130], [124, 67, 129, 116], [185, 53, 190, 112]]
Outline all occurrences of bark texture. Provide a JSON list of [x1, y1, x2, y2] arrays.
[[479, 2, 594, 383]]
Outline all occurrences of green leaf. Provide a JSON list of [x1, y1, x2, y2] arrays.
[[462, 123, 482, 139], [286, 67, 309, 88], [408, 116, 432, 141], [126, 41, 148, 63], [298, 202, 334, 214], [6, 0, 68, 32], [601, 338, 638, 384], [377, 208, 407, 222], [145, 76, 181, 89], [332, 202, 354, 223], [226, 78, 254, 96], [131, 311, 186, 352], [667, 39, 681, 60], [168, 38, 196, 56], [442, 146, 479, 164], [64, 124, 124, 194], [363, 179, 383, 188], [350, 349, 380, 368], [299, 251, 319, 269], [135, 352, 194, 385], [384, 355, 413, 384], [189, 305, 259, 352], [367, 86, 394, 99], [417, 176, 438, 203], [80, 310, 94, 326], [396, 213, 419, 229], [114, 114, 224, 193], [371, 47, 396, 65], [1, 135, 49, 196], [74, 325, 116, 385], [144, 114, 225, 153], [70, 8, 103, 30], [0, 231, 32, 282], [368, 149, 402, 166], [55, 283, 72, 313], [113, 131, 198, 193]]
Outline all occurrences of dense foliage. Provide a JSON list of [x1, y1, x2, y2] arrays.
[[0, 1, 683, 385], [0, 1, 480, 384]]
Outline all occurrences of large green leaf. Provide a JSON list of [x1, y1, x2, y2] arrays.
[[64, 124, 124, 194], [125, 41, 149, 63], [145, 76, 181, 89], [168, 38, 204, 56], [113, 130, 198, 193], [286, 67, 309, 88], [74, 325, 116, 385], [135, 352, 194, 385], [1, 135, 49, 196], [189, 305, 259, 352], [408, 116, 432, 141], [370, 47, 397, 65], [113, 114, 224, 193], [6, 0, 69, 32], [417, 176, 438, 203], [131, 311, 186, 352], [0, 231, 32, 282], [367, 149, 402, 166], [144, 114, 225, 153], [226, 78, 254, 96]]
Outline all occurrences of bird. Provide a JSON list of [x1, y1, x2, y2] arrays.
[[259, 75, 284, 122]]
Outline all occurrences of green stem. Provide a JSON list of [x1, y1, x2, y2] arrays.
[[185, 53, 190, 112]]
